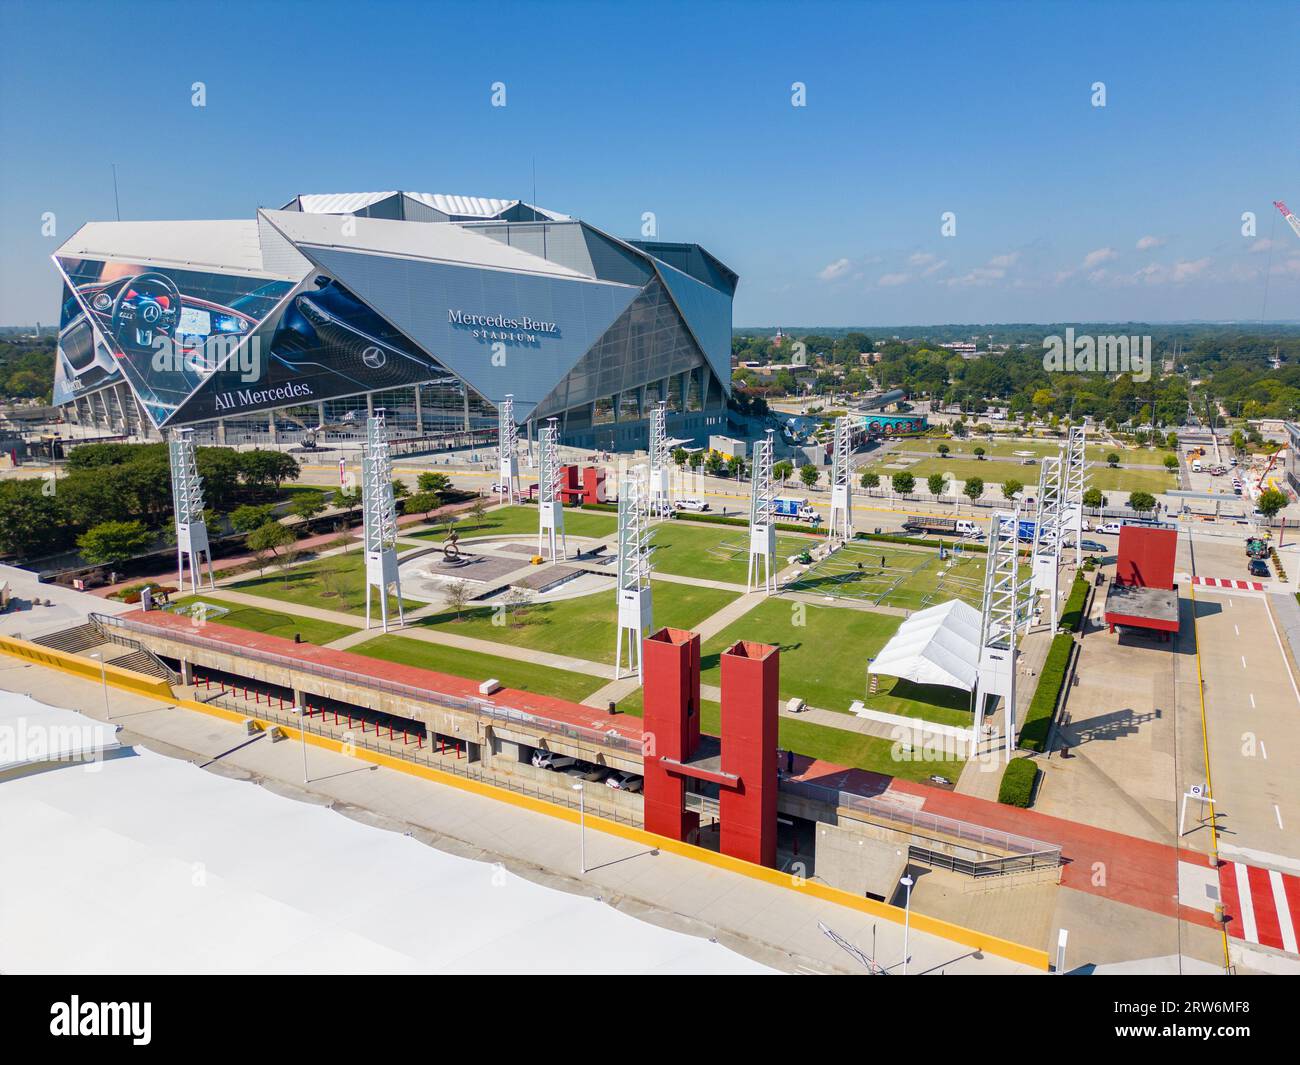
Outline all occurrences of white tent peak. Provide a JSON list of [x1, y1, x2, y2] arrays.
[[867, 598, 982, 692]]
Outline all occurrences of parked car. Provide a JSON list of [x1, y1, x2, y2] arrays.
[[605, 770, 643, 792], [1096, 522, 1124, 535], [1079, 539, 1107, 553], [564, 763, 607, 782], [1248, 559, 1271, 578], [532, 750, 576, 771], [674, 498, 710, 512]]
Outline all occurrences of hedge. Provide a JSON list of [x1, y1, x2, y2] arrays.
[[671, 511, 828, 536], [854, 531, 988, 554], [1059, 574, 1089, 633], [1018, 632, 1075, 752], [998, 757, 1040, 807]]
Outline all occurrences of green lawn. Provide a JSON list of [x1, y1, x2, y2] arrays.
[[416, 579, 738, 665], [171, 595, 357, 645], [788, 541, 989, 611], [406, 504, 617, 542], [899, 438, 1173, 464], [229, 551, 420, 618], [866, 455, 1176, 494], [614, 686, 963, 782], [648, 521, 813, 584], [350, 633, 607, 703], [697, 597, 972, 726]]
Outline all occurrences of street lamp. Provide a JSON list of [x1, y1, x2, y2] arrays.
[[293, 704, 309, 784], [89, 652, 111, 722], [572, 781, 586, 874], [900, 874, 914, 975]]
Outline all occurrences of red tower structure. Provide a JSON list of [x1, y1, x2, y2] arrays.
[[641, 628, 780, 867]]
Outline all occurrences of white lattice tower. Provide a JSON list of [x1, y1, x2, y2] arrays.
[[747, 429, 777, 594], [615, 469, 654, 677], [362, 411, 404, 632], [828, 415, 853, 542], [1031, 452, 1065, 630], [537, 418, 567, 561], [1064, 425, 1088, 568], [497, 394, 520, 504], [169, 428, 213, 592], [648, 401, 671, 518], [975, 506, 1025, 762]]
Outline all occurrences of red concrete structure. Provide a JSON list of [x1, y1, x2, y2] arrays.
[[641, 628, 702, 843], [559, 464, 607, 505], [641, 628, 780, 867], [1104, 525, 1180, 638], [719, 641, 780, 867]]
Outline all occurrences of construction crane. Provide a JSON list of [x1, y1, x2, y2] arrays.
[[1274, 201, 1300, 242]]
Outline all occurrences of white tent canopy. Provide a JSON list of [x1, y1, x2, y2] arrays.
[[868, 599, 982, 692]]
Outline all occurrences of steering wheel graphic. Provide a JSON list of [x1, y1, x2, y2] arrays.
[[109, 272, 182, 353]]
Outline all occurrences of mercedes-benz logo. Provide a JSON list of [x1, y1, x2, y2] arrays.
[[140, 303, 162, 324], [361, 345, 387, 369]]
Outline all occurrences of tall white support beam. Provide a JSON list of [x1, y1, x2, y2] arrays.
[[648, 401, 671, 518], [1031, 452, 1065, 630], [747, 429, 777, 595], [497, 394, 519, 505], [362, 411, 404, 633], [828, 415, 853, 542], [537, 418, 567, 562], [976, 506, 1026, 762], [169, 428, 214, 593], [1064, 425, 1088, 569], [615, 469, 654, 678]]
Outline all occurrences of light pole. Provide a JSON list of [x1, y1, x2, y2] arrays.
[[572, 782, 586, 874], [294, 704, 309, 784], [900, 874, 914, 975], [89, 652, 111, 721]]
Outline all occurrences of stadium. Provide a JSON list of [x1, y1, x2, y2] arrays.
[[50, 191, 737, 451]]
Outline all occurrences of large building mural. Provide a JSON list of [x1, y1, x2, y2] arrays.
[[52, 193, 737, 449]]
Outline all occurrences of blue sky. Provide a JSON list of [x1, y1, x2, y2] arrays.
[[2, 0, 1297, 327]]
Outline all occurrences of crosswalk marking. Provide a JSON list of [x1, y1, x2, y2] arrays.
[[1220, 860, 1300, 956]]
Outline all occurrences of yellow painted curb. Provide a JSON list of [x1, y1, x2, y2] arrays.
[[2, 640, 1048, 971]]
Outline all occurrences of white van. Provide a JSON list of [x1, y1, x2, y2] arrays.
[[1191, 461, 1202, 473], [956, 519, 982, 536], [1097, 522, 1124, 535]]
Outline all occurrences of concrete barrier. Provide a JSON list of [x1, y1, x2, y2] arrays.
[[0, 635, 174, 700]]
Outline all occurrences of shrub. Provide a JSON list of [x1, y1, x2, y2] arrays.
[[1019, 633, 1074, 752], [1059, 574, 1089, 633], [999, 757, 1039, 807]]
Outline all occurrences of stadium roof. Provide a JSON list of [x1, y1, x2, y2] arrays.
[[867, 599, 982, 692]]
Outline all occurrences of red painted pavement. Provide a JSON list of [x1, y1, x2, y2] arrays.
[[1218, 861, 1300, 955]]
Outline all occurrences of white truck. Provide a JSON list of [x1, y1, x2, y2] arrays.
[[773, 496, 821, 524]]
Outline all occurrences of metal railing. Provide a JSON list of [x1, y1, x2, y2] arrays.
[[91, 612, 640, 754], [778, 776, 1061, 876], [199, 687, 644, 827], [87, 616, 182, 685]]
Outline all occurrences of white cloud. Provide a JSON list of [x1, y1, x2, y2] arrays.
[[1082, 247, 1119, 269], [817, 258, 852, 281], [878, 272, 912, 287], [1248, 238, 1278, 254], [1135, 235, 1165, 251], [1171, 257, 1210, 282], [988, 252, 1020, 269]]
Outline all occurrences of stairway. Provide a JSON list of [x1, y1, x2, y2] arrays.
[[31, 623, 105, 655], [106, 648, 174, 682]]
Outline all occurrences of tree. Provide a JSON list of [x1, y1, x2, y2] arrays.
[[1128, 491, 1157, 513], [1256, 488, 1288, 519], [891, 472, 915, 495], [927, 473, 946, 496], [963, 477, 984, 503], [937, 443, 950, 457], [973, 446, 986, 460], [774, 460, 794, 483], [246, 520, 296, 574], [239, 450, 300, 498], [417, 471, 453, 495], [390, 478, 410, 500], [1230, 429, 1246, 453], [1002, 479, 1023, 500], [726, 455, 745, 479], [76, 520, 153, 567], [468, 497, 488, 528], [443, 580, 471, 620], [230, 503, 275, 534], [800, 464, 820, 488], [0, 480, 71, 559], [860, 472, 880, 490], [334, 486, 361, 520], [1163, 455, 1179, 471], [672, 447, 687, 467], [687, 450, 703, 469], [1082, 487, 1104, 508], [1106, 452, 1120, 467], [405, 490, 442, 520], [272, 544, 302, 586], [951, 420, 968, 438], [291, 490, 327, 522], [1165, 432, 1179, 449]]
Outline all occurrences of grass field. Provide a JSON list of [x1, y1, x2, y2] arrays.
[[406, 504, 617, 542], [349, 633, 607, 703], [230, 552, 421, 618], [865, 455, 1176, 494], [415, 579, 738, 665], [788, 540, 988, 611], [696, 597, 972, 726], [171, 595, 358, 645], [614, 687, 964, 782], [648, 522, 813, 584], [895, 438, 1173, 464]]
